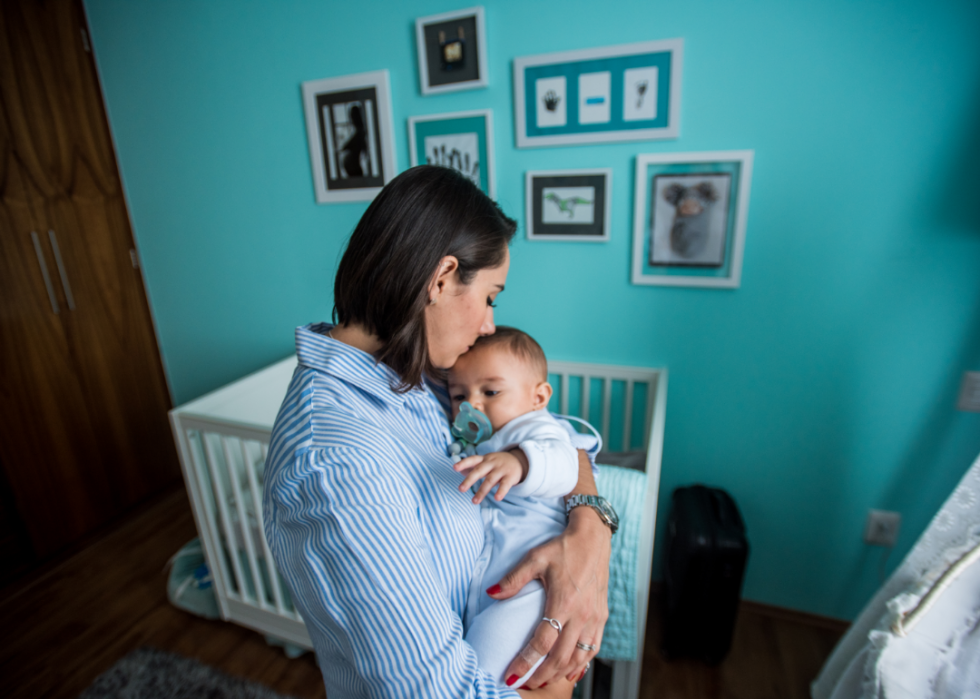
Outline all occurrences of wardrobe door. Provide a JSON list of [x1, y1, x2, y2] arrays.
[[0, 95, 112, 557], [39, 0, 179, 507], [0, 0, 179, 559]]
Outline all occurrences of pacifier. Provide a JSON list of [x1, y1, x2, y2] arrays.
[[449, 401, 493, 462]]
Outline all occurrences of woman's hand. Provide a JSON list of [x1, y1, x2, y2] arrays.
[[488, 450, 611, 688]]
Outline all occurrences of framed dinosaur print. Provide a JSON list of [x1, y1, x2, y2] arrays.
[[525, 168, 612, 242]]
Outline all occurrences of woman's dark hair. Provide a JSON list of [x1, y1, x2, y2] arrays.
[[333, 166, 517, 391]]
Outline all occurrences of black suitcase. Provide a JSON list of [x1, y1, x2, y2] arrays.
[[662, 485, 749, 665]]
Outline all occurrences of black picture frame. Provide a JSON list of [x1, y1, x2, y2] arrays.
[[416, 7, 488, 95], [525, 169, 612, 242]]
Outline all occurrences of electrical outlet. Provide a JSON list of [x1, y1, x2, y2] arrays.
[[958, 371, 980, 412], [865, 509, 901, 547]]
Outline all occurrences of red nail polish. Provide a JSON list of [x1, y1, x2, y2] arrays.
[[505, 674, 519, 686], [580, 668, 587, 680], [541, 682, 548, 688], [486, 584, 502, 595]]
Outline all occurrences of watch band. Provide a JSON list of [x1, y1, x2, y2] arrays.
[[566, 494, 619, 534]]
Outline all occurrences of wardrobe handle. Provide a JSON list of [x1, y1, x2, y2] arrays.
[[30, 231, 60, 314], [47, 230, 76, 310]]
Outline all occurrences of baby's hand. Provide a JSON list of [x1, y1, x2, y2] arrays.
[[454, 451, 527, 504]]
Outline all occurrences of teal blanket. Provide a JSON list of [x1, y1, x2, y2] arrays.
[[596, 464, 647, 662]]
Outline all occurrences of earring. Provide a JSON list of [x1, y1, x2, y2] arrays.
[[429, 297, 437, 306]]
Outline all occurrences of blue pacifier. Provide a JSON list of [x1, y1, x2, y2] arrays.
[[449, 402, 493, 462]]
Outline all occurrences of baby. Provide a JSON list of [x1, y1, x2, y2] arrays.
[[447, 326, 599, 688]]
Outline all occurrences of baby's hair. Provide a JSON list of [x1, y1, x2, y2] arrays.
[[471, 326, 548, 380]]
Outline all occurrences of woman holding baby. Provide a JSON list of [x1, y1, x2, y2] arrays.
[[264, 166, 614, 698]]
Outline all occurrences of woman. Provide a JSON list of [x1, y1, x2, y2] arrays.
[[264, 166, 612, 698]]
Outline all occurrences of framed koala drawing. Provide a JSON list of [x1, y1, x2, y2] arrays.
[[632, 151, 754, 288]]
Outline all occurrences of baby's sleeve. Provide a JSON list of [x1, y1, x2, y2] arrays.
[[510, 436, 580, 499]]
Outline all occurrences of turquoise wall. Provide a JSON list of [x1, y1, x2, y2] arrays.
[[84, 0, 980, 620]]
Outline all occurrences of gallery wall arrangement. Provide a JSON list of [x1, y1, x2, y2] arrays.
[[302, 9, 748, 287]]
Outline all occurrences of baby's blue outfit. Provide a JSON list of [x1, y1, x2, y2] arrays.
[[461, 409, 599, 686]]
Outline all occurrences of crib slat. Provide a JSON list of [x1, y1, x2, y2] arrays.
[[623, 380, 634, 452], [644, 379, 655, 447], [601, 378, 611, 446], [560, 373, 569, 415], [203, 433, 247, 601], [188, 430, 235, 596], [227, 438, 268, 608], [244, 441, 287, 615], [580, 376, 590, 421]]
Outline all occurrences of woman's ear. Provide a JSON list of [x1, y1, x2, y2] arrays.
[[427, 255, 460, 304], [532, 381, 553, 410]]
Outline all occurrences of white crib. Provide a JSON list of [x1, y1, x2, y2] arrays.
[[170, 356, 667, 699]]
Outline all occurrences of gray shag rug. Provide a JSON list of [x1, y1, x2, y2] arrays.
[[79, 647, 298, 699]]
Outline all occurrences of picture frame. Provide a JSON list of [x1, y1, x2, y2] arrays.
[[301, 70, 396, 204], [408, 109, 495, 198], [415, 6, 488, 96], [525, 168, 612, 242], [632, 151, 754, 288], [513, 38, 683, 149]]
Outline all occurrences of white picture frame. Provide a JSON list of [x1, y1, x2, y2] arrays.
[[513, 38, 683, 149], [525, 168, 612, 242], [408, 109, 495, 198], [632, 151, 754, 288], [416, 6, 489, 96], [301, 70, 396, 204]]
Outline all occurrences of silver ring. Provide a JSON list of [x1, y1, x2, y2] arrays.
[[542, 616, 563, 634], [576, 641, 598, 652]]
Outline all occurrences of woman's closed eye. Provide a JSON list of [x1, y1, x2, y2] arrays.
[[487, 296, 497, 308]]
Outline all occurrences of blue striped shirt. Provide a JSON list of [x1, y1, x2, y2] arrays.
[[263, 323, 521, 698]]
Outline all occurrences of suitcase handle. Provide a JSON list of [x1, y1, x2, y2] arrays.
[[709, 488, 746, 534]]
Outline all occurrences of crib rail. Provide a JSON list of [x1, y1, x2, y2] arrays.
[[548, 361, 660, 457], [170, 412, 312, 647]]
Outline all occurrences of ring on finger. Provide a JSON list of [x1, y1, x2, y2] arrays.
[[576, 641, 598, 652], [542, 616, 563, 634]]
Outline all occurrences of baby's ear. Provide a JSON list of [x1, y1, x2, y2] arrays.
[[533, 381, 553, 410]]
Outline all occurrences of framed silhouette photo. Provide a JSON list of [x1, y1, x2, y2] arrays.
[[408, 110, 495, 198], [416, 7, 488, 95], [302, 70, 396, 203], [525, 169, 612, 242]]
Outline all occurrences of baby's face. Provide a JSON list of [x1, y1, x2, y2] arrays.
[[448, 345, 548, 432]]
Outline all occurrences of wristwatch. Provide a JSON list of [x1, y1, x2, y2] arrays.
[[565, 495, 619, 535]]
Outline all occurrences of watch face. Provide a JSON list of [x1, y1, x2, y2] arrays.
[[601, 499, 619, 526]]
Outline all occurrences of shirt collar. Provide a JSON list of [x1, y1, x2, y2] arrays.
[[295, 323, 422, 406]]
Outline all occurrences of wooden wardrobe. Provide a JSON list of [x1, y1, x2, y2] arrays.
[[0, 0, 179, 575]]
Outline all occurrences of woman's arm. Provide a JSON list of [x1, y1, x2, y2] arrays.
[[487, 450, 611, 688], [266, 445, 522, 699]]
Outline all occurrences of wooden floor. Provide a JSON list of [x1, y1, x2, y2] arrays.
[[0, 488, 846, 699]]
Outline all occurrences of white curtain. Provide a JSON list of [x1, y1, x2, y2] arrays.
[[812, 450, 980, 699]]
